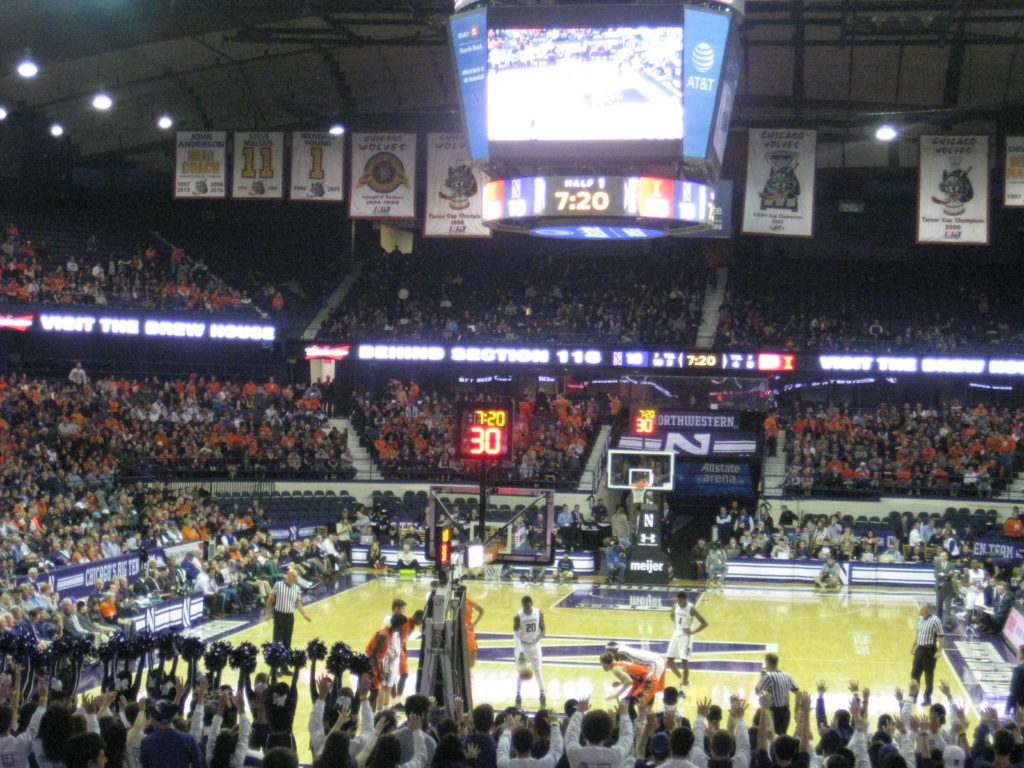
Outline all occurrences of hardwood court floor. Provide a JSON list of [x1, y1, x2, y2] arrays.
[[183, 575, 972, 761]]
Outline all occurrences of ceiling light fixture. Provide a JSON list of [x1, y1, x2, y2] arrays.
[[157, 114, 174, 130], [92, 93, 113, 111], [17, 58, 38, 78], [875, 124, 898, 141], [50, 123, 64, 137], [328, 124, 345, 136]]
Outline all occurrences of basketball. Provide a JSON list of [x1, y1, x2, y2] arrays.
[[518, 664, 534, 681]]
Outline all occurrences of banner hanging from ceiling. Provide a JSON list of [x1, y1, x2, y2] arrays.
[[173, 131, 227, 199], [1004, 135, 1024, 208], [917, 135, 989, 245], [424, 132, 490, 237], [290, 132, 345, 201], [231, 132, 285, 199], [349, 133, 416, 219], [741, 128, 816, 237]]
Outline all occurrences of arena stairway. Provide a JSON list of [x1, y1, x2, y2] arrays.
[[695, 266, 728, 348], [302, 265, 362, 340], [329, 417, 376, 479], [577, 424, 612, 493], [761, 431, 787, 498]]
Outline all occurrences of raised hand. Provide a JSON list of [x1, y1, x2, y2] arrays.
[[317, 675, 332, 701], [939, 680, 952, 699], [894, 686, 904, 703], [849, 680, 859, 693], [817, 680, 827, 694], [577, 696, 592, 713], [731, 698, 749, 719], [465, 743, 481, 759], [697, 697, 712, 718]]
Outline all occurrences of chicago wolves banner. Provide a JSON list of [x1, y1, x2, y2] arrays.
[[174, 131, 227, 199], [232, 132, 284, 199], [917, 135, 988, 245], [290, 132, 345, 201], [742, 128, 816, 237], [424, 133, 490, 237], [1005, 136, 1024, 208], [349, 133, 416, 219]]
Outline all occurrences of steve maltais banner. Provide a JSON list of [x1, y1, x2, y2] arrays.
[[349, 133, 416, 219], [424, 133, 490, 237], [742, 128, 816, 237], [917, 135, 989, 245], [232, 132, 284, 199], [174, 132, 227, 199], [290, 132, 345, 201]]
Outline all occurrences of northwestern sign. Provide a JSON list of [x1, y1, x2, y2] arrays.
[[618, 431, 757, 456]]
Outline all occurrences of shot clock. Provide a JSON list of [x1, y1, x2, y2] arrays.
[[455, 401, 514, 460]]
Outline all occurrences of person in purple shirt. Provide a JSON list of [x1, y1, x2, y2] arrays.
[[139, 699, 204, 768]]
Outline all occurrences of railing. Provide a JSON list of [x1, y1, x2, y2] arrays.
[[762, 466, 1021, 503]]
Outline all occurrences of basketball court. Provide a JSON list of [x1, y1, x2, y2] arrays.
[[174, 572, 987, 760]]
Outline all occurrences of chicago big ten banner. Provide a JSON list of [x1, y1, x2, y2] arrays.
[[290, 132, 345, 201], [174, 131, 227, 199], [918, 135, 988, 245], [742, 128, 817, 237], [349, 133, 416, 219], [424, 133, 490, 237], [232, 132, 284, 198], [1004, 136, 1024, 208]]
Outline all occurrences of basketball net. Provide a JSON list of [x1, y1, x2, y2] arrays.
[[631, 481, 648, 506]]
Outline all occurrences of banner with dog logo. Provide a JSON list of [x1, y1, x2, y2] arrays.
[[290, 132, 345, 201], [349, 133, 416, 219], [917, 135, 988, 244], [424, 133, 490, 237], [231, 132, 284, 199], [742, 128, 816, 237], [174, 131, 227, 199]]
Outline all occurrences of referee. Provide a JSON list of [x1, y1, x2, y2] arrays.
[[755, 652, 799, 735], [911, 601, 943, 706], [264, 570, 311, 647]]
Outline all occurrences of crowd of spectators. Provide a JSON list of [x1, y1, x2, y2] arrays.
[[318, 242, 707, 345], [0, 369, 352, 486], [0, 626, 1018, 768], [716, 256, 1024, 352], [778, 402, 1021, 500], [0, 221, 261, 315], [349, 379, 602, 488]]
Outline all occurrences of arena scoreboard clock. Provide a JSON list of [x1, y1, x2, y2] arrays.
[[634, 408, 657, 435], [482, 176, 715, 239], [456, 401, 514, 460]]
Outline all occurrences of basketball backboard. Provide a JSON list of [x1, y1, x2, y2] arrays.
[[606, 449, 675, 490]]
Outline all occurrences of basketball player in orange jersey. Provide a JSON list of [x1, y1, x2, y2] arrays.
[[465, 597, 486, 667], [397, 609, 425, 696], [600, 651, 656, 712]]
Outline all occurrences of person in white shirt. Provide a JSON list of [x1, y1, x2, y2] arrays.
[[497, 711, 564, 768], [563, 696, 631, 768], [689, 696, 750, 768]]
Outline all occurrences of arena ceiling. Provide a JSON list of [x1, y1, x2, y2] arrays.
[[2, 0, 1024, 170]]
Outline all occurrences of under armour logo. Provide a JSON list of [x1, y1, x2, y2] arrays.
[[639, 533, 658, 545]]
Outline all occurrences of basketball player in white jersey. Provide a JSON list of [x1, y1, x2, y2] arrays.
[[606, 641, 667, 692], [666, 591, 707, 686], [513, 595, 546, 710]]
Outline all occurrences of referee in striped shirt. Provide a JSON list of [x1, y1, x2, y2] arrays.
[[755, 652, 799, 735], [911, 601, 943, 705], [264, 569, 312, 647]]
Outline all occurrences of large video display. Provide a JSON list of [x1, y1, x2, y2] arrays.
[[487, 25, 683, 144]]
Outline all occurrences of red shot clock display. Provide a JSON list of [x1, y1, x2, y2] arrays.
[[455, 401, 514, 460]]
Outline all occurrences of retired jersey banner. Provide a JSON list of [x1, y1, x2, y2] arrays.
[[424, 133, 490, 237], [290, 132, 345, 201], [917, 135, 989, 245], [232, 132, 284, 198], [742, 129, 816, 237], [349, 133, 416, 219], [174, 132, 227, 199], [1005, 136, 1024, 208]]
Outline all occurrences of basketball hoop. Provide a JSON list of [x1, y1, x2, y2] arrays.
[[630, 481, 648, 507]]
